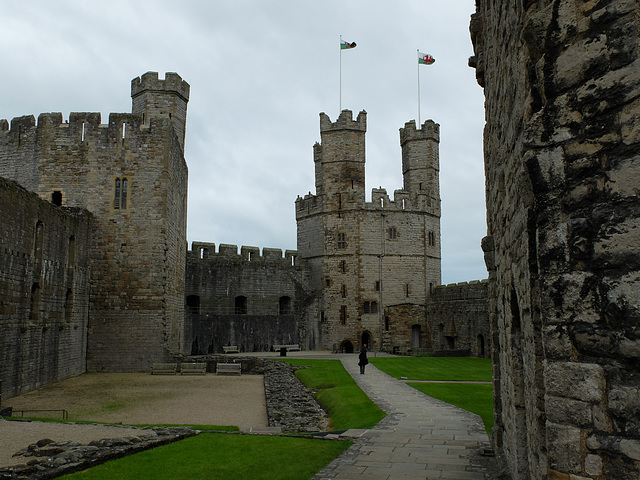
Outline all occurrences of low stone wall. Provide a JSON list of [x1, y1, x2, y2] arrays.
[[263, 360, 329, 432]]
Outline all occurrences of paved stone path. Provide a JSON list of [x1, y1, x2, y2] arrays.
[[312, 355, 499, 479]]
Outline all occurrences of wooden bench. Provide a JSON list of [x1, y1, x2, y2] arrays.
[[272, 344, 300, 352], [180, 362, 207, 375], [151, 363, 177, 375], [223, 346, 239, 354], [216, 363, 242, 375]]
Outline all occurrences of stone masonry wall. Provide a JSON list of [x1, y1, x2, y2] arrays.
[[471, 1, 640, 479], [0, 177, 92, 399], [426, 281, 490, 357], [185, 243, 308, 353]]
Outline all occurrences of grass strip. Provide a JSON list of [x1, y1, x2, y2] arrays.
[[281, 359, 385, 430], [408, 382, 494, 434], [61, 433, 351, 480], [369, 356, 492, 381]]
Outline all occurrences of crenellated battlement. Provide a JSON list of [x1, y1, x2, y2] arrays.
[[131, 72, 190, 102], [319, 109, 367, 133], [0, 111, 174, 147], [188, 242, 300, 267], [399, 119, 440, 145]]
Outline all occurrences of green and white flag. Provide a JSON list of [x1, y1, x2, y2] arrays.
[[418, 52, 435, 65], [341, 40, 356, 49]]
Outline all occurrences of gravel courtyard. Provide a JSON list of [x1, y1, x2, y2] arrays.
[[0, 372, 267, 468]]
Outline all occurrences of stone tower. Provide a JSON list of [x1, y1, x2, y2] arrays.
[[0, 72, 190, 372], [131, 71, 190, 151], [296, 110, 441, 352]]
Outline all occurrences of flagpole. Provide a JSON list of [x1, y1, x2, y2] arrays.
[[417, 49, 421, 126], [340, 35, 343, 112]]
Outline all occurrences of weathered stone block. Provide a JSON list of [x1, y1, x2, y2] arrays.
[[545, 361, 605, 403]]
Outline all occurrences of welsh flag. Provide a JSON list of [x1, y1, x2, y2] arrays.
[[341, 40, 357, 49], [418, 52, 435, 65]]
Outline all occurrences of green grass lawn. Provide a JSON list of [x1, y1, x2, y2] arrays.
[[281, 359, 386, 430], [370, 356, 494, 434], [61, 433, 351, 480], [408, 382, 494, 433], [369, 356, 492, 381]]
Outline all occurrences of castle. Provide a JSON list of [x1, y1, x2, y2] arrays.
[[0, 71, 489, 401], [6, 4, 636, 473]]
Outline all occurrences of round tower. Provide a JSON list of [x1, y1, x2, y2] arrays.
[[131, 72, 190, 151], [399, 119, 440, 200], [316, 110, 367, 204]]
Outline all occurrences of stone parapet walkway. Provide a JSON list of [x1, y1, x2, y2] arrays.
[[312, 354, 499, 479]]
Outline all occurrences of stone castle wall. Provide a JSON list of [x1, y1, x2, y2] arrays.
[[471, 1, 640, 478], [0, 72, 189, 374], [185, 242, 308, 353], [0, 177, 92, 398]]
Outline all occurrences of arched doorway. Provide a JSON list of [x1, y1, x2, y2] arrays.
[[339, 340, 354, 353], [361, 331, 372, 350], [412, 325, 421, 348], [477, 334, 485, 356]]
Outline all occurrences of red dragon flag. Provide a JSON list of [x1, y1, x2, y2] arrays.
[[418, 52, 435, 65], [341, 40, 357, 50]]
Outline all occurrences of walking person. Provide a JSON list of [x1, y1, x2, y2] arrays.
[[358, 344, 368, 374]]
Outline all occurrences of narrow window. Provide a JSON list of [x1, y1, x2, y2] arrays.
[[34, 221, 44, 264], [65, 288, 73, 323], [341, 284, 347, 298], [337, 232, 346, 249], [371, 301, 378, 314], [320, 311, 325, 323], [30, 282, 41, 322], [340, 306, 347, 325], [121, 178, 128, 209], [81, 122, 86, 142], [341, 260, 346, 273], [389, 227, 397, 240], [114, 177, 128, 210], [363, 302, 370, 314], [325, 278, 331, 287], [385, 316, 390, 331], [375, 281, 380, 292], [68, 235, 76, 267], [405, 283, 410, 297]]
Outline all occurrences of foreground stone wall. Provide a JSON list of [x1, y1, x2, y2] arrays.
[[471, 1, 640, 479], [0, 177, 92, 399]]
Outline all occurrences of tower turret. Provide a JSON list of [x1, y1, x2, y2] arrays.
[[131, 72, 190, 151], [315, 110, 367, 202], [400, 119, 440, 200]]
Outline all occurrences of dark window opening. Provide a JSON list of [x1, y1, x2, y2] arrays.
[[279, 296, 292, 314], [340, 306, 347, 325], [341, 284, 347, 298], [186, 295, 201, 315], [370, 301, 378, 314], [52, 191, 62, 206], [235, 296, 247, 315], [389, 227, 397, 240], [375, 281, 380, 292], [337, 232, 347, 249], [363, 301, 370, 314]]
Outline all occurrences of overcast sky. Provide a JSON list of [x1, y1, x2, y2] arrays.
[[0, 0, 487, 285]]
